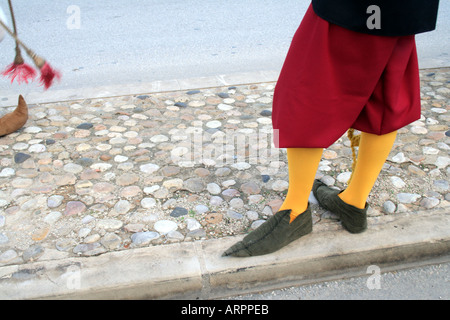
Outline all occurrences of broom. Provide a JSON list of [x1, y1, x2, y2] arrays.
[[0, 3, 61, 90], [347, 128, 361, 184], [1, 0, 36, 84]]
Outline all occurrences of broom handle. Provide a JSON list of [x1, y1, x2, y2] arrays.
[[0, 19, 45, 67], [7, 0, 17, 35], [7, 0, 23, 62]]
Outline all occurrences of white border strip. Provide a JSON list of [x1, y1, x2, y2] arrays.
[[0, 70, 280, 108]]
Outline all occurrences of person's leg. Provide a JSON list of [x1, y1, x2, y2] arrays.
[[339, 130, 398, 209], [222, 147, 323, 257], [312, 130, 397, 233], [279, 148, 323, 222]]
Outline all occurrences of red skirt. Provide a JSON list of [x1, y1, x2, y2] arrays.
[[272, 4, 421, 148]]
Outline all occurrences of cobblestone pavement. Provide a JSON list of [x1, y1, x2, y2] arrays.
[[0, 68, 449, 265]]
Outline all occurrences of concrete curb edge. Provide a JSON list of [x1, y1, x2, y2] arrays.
[[0, 70, 280, 107]]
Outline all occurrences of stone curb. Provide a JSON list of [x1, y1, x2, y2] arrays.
[[0, 70, 280, 107], [1, 208, 448, 300]]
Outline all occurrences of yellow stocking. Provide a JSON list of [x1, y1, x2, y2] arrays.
[[339, 131, 398, 209], [279, 148, 323, 223]]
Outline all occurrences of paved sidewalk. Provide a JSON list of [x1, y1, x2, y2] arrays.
[[0, 68, 449, 299]]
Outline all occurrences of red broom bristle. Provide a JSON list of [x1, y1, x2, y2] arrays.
[[1, 62, 37, 84], [39, 62, 61, 90]]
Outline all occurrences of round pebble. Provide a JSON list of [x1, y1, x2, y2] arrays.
[[28, 144, 46, 153], [22, 244, 45, 262], [337, 172, 352, 184], [14, 153, 31, 164], [392, 152, 408, 163], [101, 233, 122, 249], [246, 211, 259, 220], [0, 233, 9, 245], [231, 162, 251, 170], [420, 197, 439, 209], [390, 176, 406, 189], [206, 120, 222, 128], [215, 167, 231, 177], [77, 123, 93, 130], [251, 220, 266, 230], [383, 201, 396, 214], [183, 178, 205, 193], [47, 195, 64, 208], [153, 220, 178, 234], [96, 219, 123, 231], [170, 207, 188, 217], [64, 163, 83, 174], [64, 201, 87, 216], [24, 126, 42, 133], [150, 135, 169, 143], [397, 193, 421, 204], [433, 180, 449, 192], [207, 183, 221, 195], [44, 211, 62, 224], [226, 210, 244, 220], [185, 218, 201, 231], [114, 155, 129, 163], [114, 200, 131, 215], [73, 243, 105, 256], [218, 103, 233, 111], [194, 204, 209, 214], [0, 168, 15, 177], [209, 196, 224, 206], [131, 232, 159, 245], [141, 197, 157, 208], [0, 249, 18, 264], [140, 163, 160, 174], [13, 143, 28, 150], [241, 181, 261, 195], [272, 180, 288, 192]]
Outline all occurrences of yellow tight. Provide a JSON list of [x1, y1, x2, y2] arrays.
[[339, 131, 398, 209], [278, 148, 323, 223], [279, 131, 397, 222]]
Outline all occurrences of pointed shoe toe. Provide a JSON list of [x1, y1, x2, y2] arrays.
[[222, 207, 313, 257]]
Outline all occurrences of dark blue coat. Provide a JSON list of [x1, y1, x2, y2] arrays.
[[311, 0, 440, 36]]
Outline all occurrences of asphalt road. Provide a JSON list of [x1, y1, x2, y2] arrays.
[[0, 0, 449, 98], [226, 255, 450, 300]]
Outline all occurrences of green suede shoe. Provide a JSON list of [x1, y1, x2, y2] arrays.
[[312, 179, 367, 233], [222, 206, 313, 257]]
